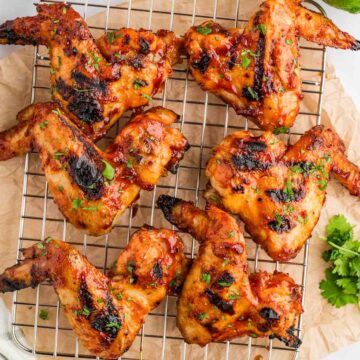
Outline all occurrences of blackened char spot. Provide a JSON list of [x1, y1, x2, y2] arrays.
[[124, 34, 130, 45], [351, 40, 360, 51], [217, 271, 235, 286], [68, 94, 103, 124], [243, 140, 267, 152], [0, 21, 38, 45], [275, 327, 302, 348], [156, 195, 183, 225], [259, 307, 279, 321], [228, 53, 237, 69], [139, 37, 150, 54], [265, 188, 305, 203], [79, 274, 95, 314], [72, 71, 107, 94], [152, 261, 163, 279], [129, 57, 142, 69], [232, 184, 244, 193], [91, 298, 121, 342], [232, 154, 270, 171], [56, 72, 108, 124], [268, 216, 292, 233], [192, 52, 210, 74], [0, 277, 28, 292], [204, 288, 235, 315], [242, 19, 266, 101], [68, 154, 104, 200]]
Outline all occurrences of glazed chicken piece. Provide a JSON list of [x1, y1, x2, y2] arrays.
[[204, 126, 360, 261], [0, 227, 187, 359], [0, 3, 182, 140], [0, 102, 189, 235], [184, 0, 360, 131], [157, 195, 302, 347]]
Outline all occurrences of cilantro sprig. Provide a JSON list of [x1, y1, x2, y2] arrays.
[[319, 215, 360, 309]]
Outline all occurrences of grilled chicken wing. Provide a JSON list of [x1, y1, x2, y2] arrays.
[[0, 227, 187, 359], [0, 103, 189, 235], [0, 3, 182, 140], [204, 126, 360, 261], [157, 195, 302, 348], [184, 0, 360, 131]]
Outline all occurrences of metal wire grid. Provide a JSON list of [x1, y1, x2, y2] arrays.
[[7, 0, 327, 359]]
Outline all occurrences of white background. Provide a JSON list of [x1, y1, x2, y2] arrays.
[[0, 1, 359, 359]]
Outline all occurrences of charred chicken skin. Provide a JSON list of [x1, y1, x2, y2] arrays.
[[184, 0, 360, 131], [0, 103, 189, 235], [0, 3, 182, 140], [204, 126, 360, 261], [0, 227, 187, 359], [157, 195, 303, 348]]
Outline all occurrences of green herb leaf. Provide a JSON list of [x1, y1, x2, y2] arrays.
[[201, 273, 211, 284], [107, 31, 115, 44], [133, 79, 147, 90], [72, 198, 84, 209], [197, 26, 212, 35], [39, 309, 49, 320], [241, 53, 251, 69], [102, 160, 115, 180], [198, 312, 207, 320], [285, 38, 293, 45], [39, 121, 48, 129], [62, 6, 68, 14], [141, 93, 152, 101], [274, 127, 288, 135]]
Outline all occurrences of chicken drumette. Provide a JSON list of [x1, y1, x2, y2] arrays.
[[0, 3, 182, 140], [205, 126, 360, 261], [157, 195, 303, 348], [0, 227, 187, 359], [184, 0, 360, 131], [0, 103, 189, 235]]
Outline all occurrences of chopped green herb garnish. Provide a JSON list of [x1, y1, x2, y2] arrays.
[[106, 31, 115, 44], [52, 108, 61, 116], [228, 290, 240, 300], [45, 237, 53, 243], [297, 215, 309, 224], [106, 322, 121, 329], [53, 19, 59, 24], [241, 53, 251, 69], [198, 312, 207, 321], [201, 273, 211, 284], [39, 121, 48, 129], [141, 93, 152, 101], [97, 299, 104, 303], [39, 309, 49, 320], [278, 86, 285, 93], [62, 7, 68, 14], [133, 79, 147, 90], [102, 160, 115, 180], [274, 127, 288, 135], [228, 230, 235, 238], [197, 26, 212, 35], [223, 258, 229, 267], [37, 243, 45, 249], [53, 151, 65, 160], [72, 198, 84, 209], [116, 292, 123, 300], [126, 260, 135, 273], [247, 86, 258, 100], [82, 206, 98, 211], [126, 159, 133, 169], [318, 179, 328, 190], [285, 38, 293, 45], [218, 280, 233, 287]]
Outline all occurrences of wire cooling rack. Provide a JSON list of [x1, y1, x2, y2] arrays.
[[9, 0, 327, 359]]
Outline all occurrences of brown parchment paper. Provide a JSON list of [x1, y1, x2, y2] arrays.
[[0, 1, 360, 359]]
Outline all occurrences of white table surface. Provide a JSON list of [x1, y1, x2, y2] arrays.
[[0, 1, 359, 359]]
